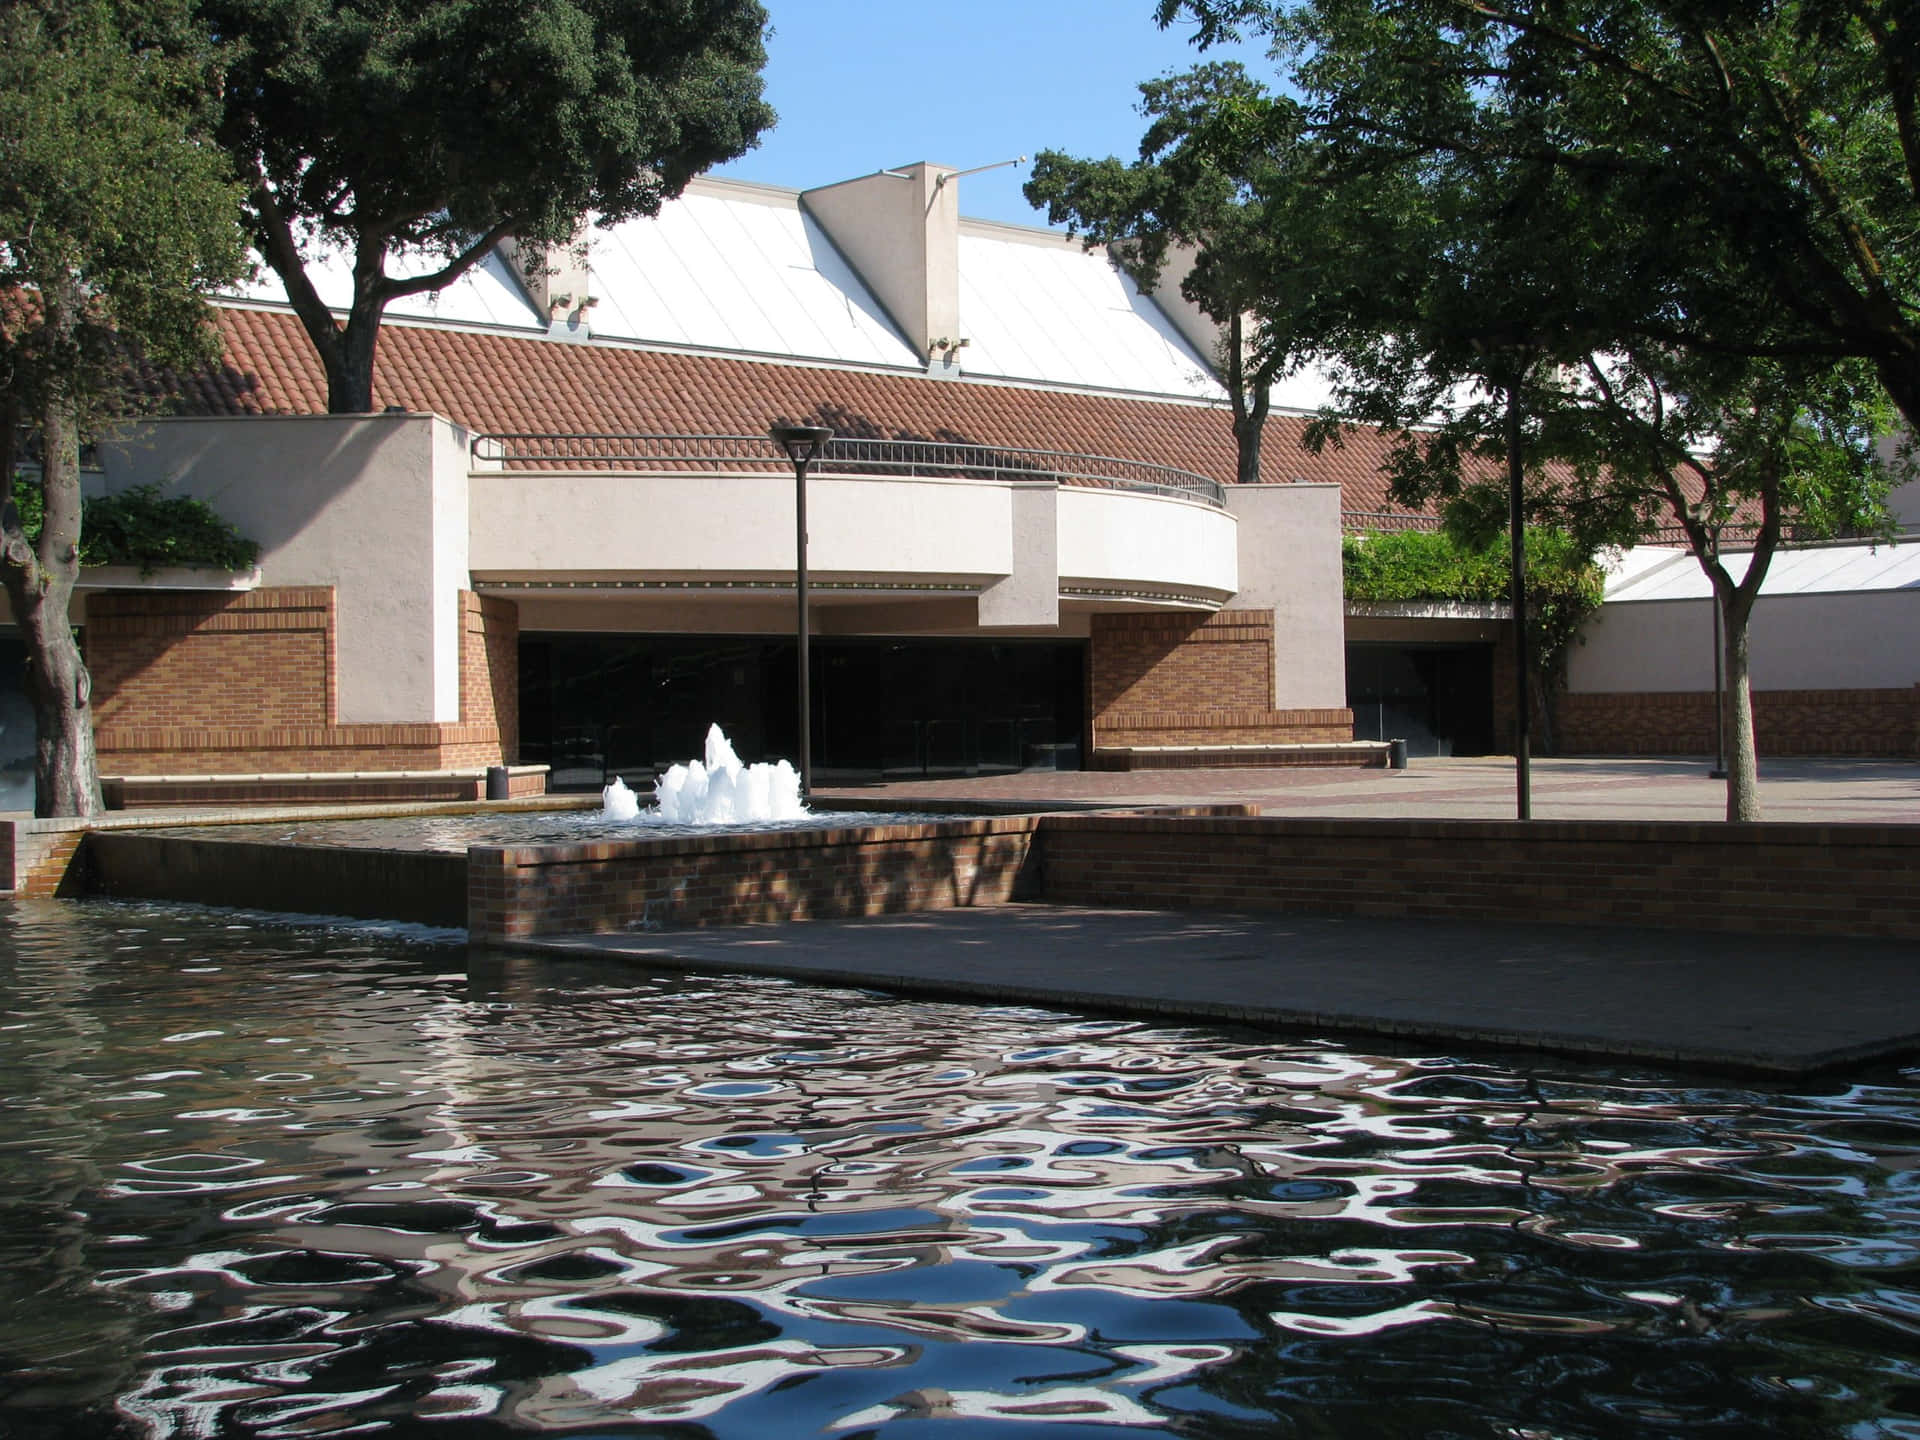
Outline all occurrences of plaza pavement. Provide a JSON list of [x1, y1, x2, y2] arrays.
[[813, 753, 1920, 825], [518, 755, 1920, 1080]]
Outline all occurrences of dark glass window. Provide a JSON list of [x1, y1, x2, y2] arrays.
[[520, 634, 1085, 790]]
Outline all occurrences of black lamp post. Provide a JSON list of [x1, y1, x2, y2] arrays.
[[770, 423, 833, 800]]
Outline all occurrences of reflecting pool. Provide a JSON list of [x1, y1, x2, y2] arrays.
[[155, 809, 966, 853], [2, 899, 1918, 1438]]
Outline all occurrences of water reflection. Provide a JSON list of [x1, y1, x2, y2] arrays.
[[150, 809, 967, 853], [0, 899, 1917, 1437]]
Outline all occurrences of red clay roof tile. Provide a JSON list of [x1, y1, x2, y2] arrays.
[[171, 307, 1427, 515]]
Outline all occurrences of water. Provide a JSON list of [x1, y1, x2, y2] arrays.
[[605, 724, 806, 827], [154, 809, 962, 854], [3, 899, 1919, 1439]]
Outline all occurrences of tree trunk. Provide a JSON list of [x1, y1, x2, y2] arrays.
[[1872, 351, 1920, 438], [1, 368, 104, 818], [1224, 311, 1271, 486], [1720, 588, 1761, 822], [323, 302, 383, 414], [1231, 399, 1267, 486]]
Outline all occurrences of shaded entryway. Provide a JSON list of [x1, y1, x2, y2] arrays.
[[519, 633, 1085, 789], [1345, 642, 1495, 756]]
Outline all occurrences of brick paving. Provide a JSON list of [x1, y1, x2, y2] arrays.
[[814, 754, 1920, 825]]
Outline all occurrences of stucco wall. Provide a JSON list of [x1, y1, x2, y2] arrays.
[[97, 413, 471, 725], [1223, 482, 1347, 708], [1570, 591, 1920, 693], [469, 471, 1015, 582], [1054, 487, 1239, 603], [474, 471, 1240, 619]]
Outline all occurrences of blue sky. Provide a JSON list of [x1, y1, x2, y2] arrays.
[[713, 0, 1270, 229]]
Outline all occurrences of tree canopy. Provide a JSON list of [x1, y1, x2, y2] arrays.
[[1146, 0, 1909, 817], [1, 0, 248, 815], [1160, 0, 1920, 430], [2, 0, 244, 456], [1026, 63, 1398, 485], [203, 0, 777, 412]]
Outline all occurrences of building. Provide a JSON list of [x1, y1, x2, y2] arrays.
[[35, 166, 1398, 803], [1561, 518, 1920, 758], [4, 164, 1910, 807]]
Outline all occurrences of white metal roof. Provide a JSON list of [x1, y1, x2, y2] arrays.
[[219, 176, 1357, 407], [227, 241, 545, 331], [586, 187, 921, 367], [1602, 539, 1920, 601], [956, 225, 1220, 397]]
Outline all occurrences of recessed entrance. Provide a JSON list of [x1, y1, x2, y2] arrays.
[[519, 634, 1086, 790], [1345, 642, 1495, 756]]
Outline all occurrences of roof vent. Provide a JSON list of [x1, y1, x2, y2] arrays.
[[503, 230, 593, 340], [802, 163, 960, 367]]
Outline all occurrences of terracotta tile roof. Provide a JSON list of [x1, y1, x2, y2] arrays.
[[171, 306, 1422, 515]]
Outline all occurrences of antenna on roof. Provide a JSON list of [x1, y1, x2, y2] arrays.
[[934, 157, 1027, 190]]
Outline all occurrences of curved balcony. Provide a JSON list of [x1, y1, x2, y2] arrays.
[[470, 433, 1227, 509], [467, 432, 1239, 622]]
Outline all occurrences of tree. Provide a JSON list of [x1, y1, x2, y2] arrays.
[[0, 0, 247, 817], [1159, 0, 1920, 431], [203, 0, 776, 414], [1156, 0, 1907, 819], [1027, 63, 1303, 485]]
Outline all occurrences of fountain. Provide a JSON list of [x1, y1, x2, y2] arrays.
[[602, 723, 808, 825]]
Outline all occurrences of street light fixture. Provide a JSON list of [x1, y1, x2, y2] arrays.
[[770, 423, 833, 800]]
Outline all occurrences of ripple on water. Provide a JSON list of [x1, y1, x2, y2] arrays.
[[145, 807, 974, 853], [0, 898, 1917, 1438]]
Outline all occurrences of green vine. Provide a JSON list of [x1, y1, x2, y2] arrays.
[[10, 477, 259, 576], [1344, 526, 1607, 750]]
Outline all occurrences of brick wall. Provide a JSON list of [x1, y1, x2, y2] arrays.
[[87, 584, 516, 777], [1559, 687, 1920, 757], [469, 816, 1043, 941], [1090, 610, 1353, 749], [0, 820, 91, 897], [462, 809, 1917, 944], [89, 588, 335, 729], [95, 721, 506, 775], [461, 593, 519, 760], [1038, 814, 1920, 940]]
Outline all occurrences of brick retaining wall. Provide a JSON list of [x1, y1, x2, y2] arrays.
[[1559, 687, 1920, 757], [87, 832, 468, 927], [87, 586, 517, 777], [1038, 814, 1920, 940], [94, 721, 507, 776], [469, 816, 1044, 942], [32, 806, 1917, 945]]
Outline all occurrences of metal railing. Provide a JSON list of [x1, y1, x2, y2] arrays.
[[1342, 510, 1443, 534], [1346, 510, 1909, 548], [470, 432, 1226, 508]]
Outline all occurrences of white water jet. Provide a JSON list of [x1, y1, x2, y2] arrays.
[[601, 724, 808, 825]]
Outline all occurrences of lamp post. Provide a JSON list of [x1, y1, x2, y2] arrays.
[[1709, 577, 1728, 780], [770, 424, 833, 800], [1504, 382, 1532, 821]]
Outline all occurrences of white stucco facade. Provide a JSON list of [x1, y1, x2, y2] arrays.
[[95, 413, 473, 726], [86, 414, 1267, 730], [1568, 542, 1920, 694], [1225, 483, 1348, 709]]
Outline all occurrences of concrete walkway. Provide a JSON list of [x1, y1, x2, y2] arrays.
[[508, 903, 1920, 1079], [814, 755, 1920, 825]]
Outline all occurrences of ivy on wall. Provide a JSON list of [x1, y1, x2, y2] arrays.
[[1343, 526, 1607, 750], [10, 477, 259, 576]]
